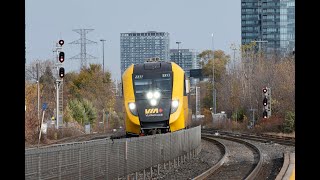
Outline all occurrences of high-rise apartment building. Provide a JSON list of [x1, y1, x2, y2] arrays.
[[170, 49, 200, 77], [241, 0, 295, 57], [120, 31, 170, 75]]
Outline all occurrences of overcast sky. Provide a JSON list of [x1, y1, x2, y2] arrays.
[[26, 0, 241, 81]]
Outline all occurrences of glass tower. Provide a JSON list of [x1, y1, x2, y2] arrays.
[[241, 0, 295, 57], [120, 31, 170, 75]]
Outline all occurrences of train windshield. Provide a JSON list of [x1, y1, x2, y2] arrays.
[[133, 73, 172, 99]]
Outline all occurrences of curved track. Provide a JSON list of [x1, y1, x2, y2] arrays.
[[195, 133, 263, 180]]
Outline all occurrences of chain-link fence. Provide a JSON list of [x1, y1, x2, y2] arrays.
[[25, 126, 201, 180]]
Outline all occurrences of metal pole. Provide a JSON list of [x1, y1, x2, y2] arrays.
[[212, 33, 216, 114], [231, 45, 237, 70], [56, 80, 59, 129], [37, 62, 40, 123], [195, 87, 198, 121], [100, 39, 106, 73], [176, 41, 181, 65], [38, 109, 46, 146]]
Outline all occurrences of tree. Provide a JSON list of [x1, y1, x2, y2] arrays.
[[64, 64, 115, 130], [198, 49, 230, 113], [39, 65, 56, 118], [25, 82, 40, 143], [67, 98, 97, 127]]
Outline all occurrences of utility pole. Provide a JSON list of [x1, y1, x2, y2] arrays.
[[231, 44, 237, 70], [100, 39, 106, 73], [212, 33, 216, 114]]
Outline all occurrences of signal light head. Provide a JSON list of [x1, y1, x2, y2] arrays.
[[263, 97, 268, 106], [263, 110, 268, 118], [58, 51, 65, 63], [58, 40, 64, 46], [59, 67, 65, 78], [262, 88, 267, 93]]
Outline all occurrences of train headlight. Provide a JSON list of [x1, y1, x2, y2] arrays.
[[171, 100, 179, 114], [150, 99, 157, 106], [154, 91, 161, 99], [146, 92, 153, 99], [128, 102, 138, 116]]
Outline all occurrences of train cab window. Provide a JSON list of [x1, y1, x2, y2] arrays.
[[154, 78, 172, 93], [134, 79, 152, 94], [133, 75, 172, 99]]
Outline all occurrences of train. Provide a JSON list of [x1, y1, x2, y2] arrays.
[[121, 59, 191, 137]]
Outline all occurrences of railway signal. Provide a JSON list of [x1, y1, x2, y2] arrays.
[[262, 87, 271, 118], [57, 39, 65, 78]]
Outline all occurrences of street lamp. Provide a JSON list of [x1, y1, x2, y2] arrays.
[[100, 39, 106, 73], [176, 41, 181, 64], [211, 33, 216, 114]]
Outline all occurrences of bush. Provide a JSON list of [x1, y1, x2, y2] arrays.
[[283, 111, 295, 133], [255, 116, 284, 133]]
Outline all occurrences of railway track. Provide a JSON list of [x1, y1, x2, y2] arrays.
[[195, 133, 263, 180], [202, 129, 295, 146]]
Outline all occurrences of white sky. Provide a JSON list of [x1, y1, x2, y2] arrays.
[[26, 0, 241, 81]]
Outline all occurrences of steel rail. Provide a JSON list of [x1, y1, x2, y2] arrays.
[[193, 136, 228, 180]]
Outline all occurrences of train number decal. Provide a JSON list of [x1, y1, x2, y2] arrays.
[[134, 75, 143, 79], [162, 73, 170, 78]]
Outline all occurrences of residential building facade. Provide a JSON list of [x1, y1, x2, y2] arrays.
[[120, 31, 170, 75]]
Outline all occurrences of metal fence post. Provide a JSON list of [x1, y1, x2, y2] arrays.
[[125, 140, 129, 180], [92, 146, 95, 179], [79, 148, 81, 180], [59, 150, 62, 180], [38, 153, 41, 180]]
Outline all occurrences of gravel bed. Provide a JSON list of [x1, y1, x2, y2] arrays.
[[205, 137, 258, 180]]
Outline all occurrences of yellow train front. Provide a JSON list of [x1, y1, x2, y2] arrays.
[[122, 61, 190, 137]]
